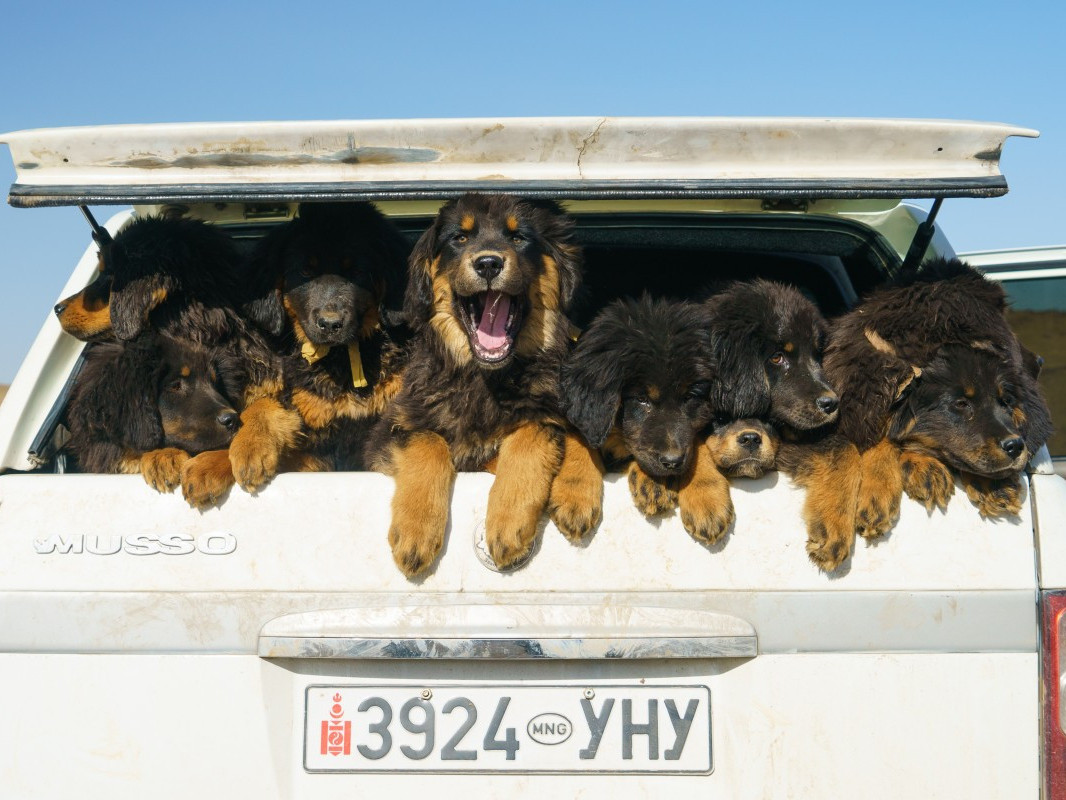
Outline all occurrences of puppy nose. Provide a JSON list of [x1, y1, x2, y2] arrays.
[[315, 311, 345, 332], [738, 432, 763, 450], [474, 255, 503, 281], [217, 410, 240, 432], [658, 451, 686, 472], [816, 394, 839, 415], [54, 301, 67, 316], [1001, 437, 1025, 460]]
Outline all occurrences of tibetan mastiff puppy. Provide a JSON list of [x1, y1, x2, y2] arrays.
[[560, 296, 734, 543], [702, 279, 845, 568], [706, 417, 779, 479], [792, 257, 1053, 572], [368, 193, 596, 577], [240, 201, 411, 477], [65, 333, 241, 490], [52, 215, 290, 507]]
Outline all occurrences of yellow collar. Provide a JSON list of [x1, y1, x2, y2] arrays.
[[300, 341, 368, 389]]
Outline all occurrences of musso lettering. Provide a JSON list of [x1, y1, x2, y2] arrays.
[[33, 532, 236, 555]]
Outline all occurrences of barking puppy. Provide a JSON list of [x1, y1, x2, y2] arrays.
[[240, 201, 410, 475], [561, 296, 733, 543], [65, 334, 240, 490], [368, 193, 593, 576]]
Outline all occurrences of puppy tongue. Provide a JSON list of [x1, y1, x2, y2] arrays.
[[476, 291, 511, 350]]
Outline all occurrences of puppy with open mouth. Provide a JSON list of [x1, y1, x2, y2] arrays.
[[368, 193, 598, 577]]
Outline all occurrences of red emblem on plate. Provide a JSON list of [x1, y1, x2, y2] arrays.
[[320, 692, 352, 756]]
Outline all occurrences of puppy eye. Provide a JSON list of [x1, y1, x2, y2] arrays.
[[687, 382, 711, 399], [454, 233, 468, 244], [952, 398, 971, 412], [299, 267, 313, 279], [511, 233, 526, 244], [1001, 392, 1016, 407], [165, 379, 183, 393], [768, 352, 786, 366]]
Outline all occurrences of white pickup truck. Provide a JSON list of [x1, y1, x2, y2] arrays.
[[0, 118, 1063, 799]]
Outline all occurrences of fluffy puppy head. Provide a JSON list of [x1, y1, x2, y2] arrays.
[[705, 279, 839, 432], [889, 344, 1033, 479], [243, 202, 410, 346], [54, 216, 241, 342], [404, 193, 582, 370], [561, 296, 715, 478], [155, 337, 241, 453], [706, 417, 779, 478]]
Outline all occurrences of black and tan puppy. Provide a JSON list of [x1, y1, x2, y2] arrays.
[[65, 333, 240, 489], [53, 215, 289, 503], [560, 296, 733, 543], [240, 201, 410, 476], [702, 280, 846, 568], [706, 418, 779, 479], [890, 344, 1037, 517], [799, 257, 1053, 572], [368, 193, 597, 576], [703, 279, 840, 431]]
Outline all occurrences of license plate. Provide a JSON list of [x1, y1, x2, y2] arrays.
[[304, 683, 711, 774]]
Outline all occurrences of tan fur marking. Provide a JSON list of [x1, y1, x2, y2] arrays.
[[140, 447, 189, 492], [864, 328, 897, 356], [783, 342, 795, 354], [515, 255, 564, 357], [677, 443, 735, 544], [180, 365, 191, 378], [900, 450, 954, 511], [360, 305, 382, 341], [963, 385, 975, 398], [57, 289, 112, 339], [181, 449, 235, 509], [228, 398, 303, 491], [855, 439, 903, 539], [970, 340, 997, 353], [388, 432, 456, 577], [627, 461, 677, 516], [243, 377, 285, 406], [1012, 406, 1027, 428], [292, 389, 341, 429], [506, 215, 519, 232], [485, 423, 562, 568], [430, 267, 473, 365], [961, 472, 1024, 517], [647, 386, 661, 402], [284, 296, 313, 348], [460, 215, 475, 232], [549, 431, 604, 541]]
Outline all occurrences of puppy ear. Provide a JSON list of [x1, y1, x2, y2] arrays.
[[560, 321, 625, 448], [110, 274, 177, 340], [711, 331, 771, 419], [403, 220, 442, 329], [887, 397, 918, 443]]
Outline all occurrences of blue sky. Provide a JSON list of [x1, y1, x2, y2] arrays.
[[0, 0, 1063, 382]]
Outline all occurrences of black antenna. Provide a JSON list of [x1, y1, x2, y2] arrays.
[[79, 205, 113, 247], [900, 197, 944, 277]]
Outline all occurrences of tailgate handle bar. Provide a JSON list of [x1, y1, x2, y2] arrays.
[[258, 604, 757, 660]]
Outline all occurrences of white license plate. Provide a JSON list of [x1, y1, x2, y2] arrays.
[[304, 684, 711, 774]]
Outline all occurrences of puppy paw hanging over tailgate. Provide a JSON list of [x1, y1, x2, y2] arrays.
[[368, 194, 584, 575]]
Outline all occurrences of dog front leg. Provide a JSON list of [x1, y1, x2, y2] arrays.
[[229, 397, 303, 492], [548, 430, 604, 542], [677, 442, 735, 545], [386, 431, 456, 578], [486, 423, 563, 569], [856, 439, 903, 540]]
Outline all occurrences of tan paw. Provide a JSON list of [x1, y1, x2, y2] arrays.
[[963, 474, 1024, 517], [181, 450, 236, 509], [679, 492, 735, 545], [627, 462, 677, 516], [901, 452, 954, 511], [140, 448, 189, 493], [855, 490, 900, 540], [486, 503, 541, 570], [229, 428, 280, 493], [806, 515, 854, 572], [389, 518, 446, 578], [549, 471, 603, 542]]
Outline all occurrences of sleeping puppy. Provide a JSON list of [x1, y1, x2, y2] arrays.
[[240, 201, 410, 475], [64, 333, 240, 490], [560, 296, 733, 543], [368, 193, 595, 576], [706, 418, 779, 479]]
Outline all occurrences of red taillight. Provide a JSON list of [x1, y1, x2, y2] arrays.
[[1042, 591, 1066, 800]]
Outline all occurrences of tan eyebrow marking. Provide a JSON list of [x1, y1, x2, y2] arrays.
[[460, 215, 475, 232]]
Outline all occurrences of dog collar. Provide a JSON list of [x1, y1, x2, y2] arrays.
[[300, 341, 369, 389]]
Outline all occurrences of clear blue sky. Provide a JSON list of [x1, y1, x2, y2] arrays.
[[1, 0, 1063, 382]]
